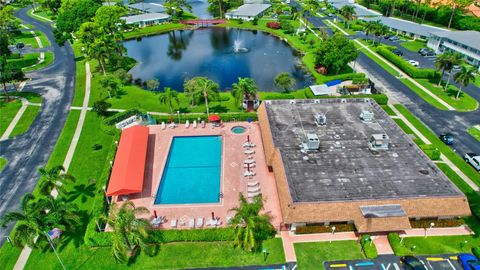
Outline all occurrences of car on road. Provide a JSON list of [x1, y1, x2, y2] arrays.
[[464, 153, 480, 172], [389, 36, 400, 41], [407, 60, 419, 67], [458, 254, 480, 270], [400, 256, 428, 270], [393, 49, 403, 56], [16, 42, 24, 49], [327, 13, 334, 17], [418, 48, 429, 54], [419, 49, 435, 57], [440, 133, 454, 145]]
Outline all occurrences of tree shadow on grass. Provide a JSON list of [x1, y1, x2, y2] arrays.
[[209, 104, 228, 113], [66, 183, 96, 204], [57, 210, 91, 250], [178, 107, 191, 113]]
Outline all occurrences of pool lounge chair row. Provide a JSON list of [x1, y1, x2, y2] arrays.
[[247, 181, 261, 198], [161, 120, 207, 130], [170, 217, 223, 228]]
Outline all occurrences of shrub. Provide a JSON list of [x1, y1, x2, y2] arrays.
[[262, 93, 296, 100], [360, 234, 378, 259], [419, 144, 441, 160], [92, 144, 103, 150], [280, 20, 294, 34], [376, 46, 439, 79], [295, 223, 356, 234], [278, 15, 292, 20], [154, 112, 258, 124], [103, 109, 143, 126], [350, 24, 364, 31], [387, 232, 410, 255], [266, 21, 281, 29], [410, 218, 464, 228], [473, 247, 480, 258], [252, 17, 259, 25]]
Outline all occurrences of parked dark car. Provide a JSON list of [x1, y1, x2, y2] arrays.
[[418, 48, 428, 54], [458, 254, 480, 270], [389, 36, 400, 41], [393, 49, 403, 56], [420, 49, 435, 56], [440, 133, 454, 145], [384, 35, 391, 39], [16, 42, 25, 49], [400, 256, 428, 270]]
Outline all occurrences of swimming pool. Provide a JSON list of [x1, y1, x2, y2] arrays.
[[155, 136, 222, 204]]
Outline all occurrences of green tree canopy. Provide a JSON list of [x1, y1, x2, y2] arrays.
[[314, 34, 359, 74], [164, 0, 192, 18], [232, 77, 258, 107], [99, 74, 123, 98], [184, 76, 220, 114], [274, 72, 296, 92], [454, 66, 475, 99], [38, 165, 76, 196], [159, 87, 179, 115], [339, 5, 356, 28]]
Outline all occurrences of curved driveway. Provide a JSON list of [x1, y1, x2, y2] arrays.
[[0, 8, 75, 245]]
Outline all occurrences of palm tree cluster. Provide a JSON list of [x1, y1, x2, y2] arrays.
[[434, 52, 475, 99], [0, 166, 79, 247], [364, 20, 389, 44], [339, 5, 356, 29], [229, 193, 275, 252]]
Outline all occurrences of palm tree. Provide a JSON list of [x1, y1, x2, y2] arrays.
[[183, 77, 219, 115], [448, 0, 473, 29], [229, 193, 275, 252], [158, 87, 179, 115], [102, 201, 150, 263], [231, 77, 258, 108], [444, 52, 464, 91], [339, 5, 356, 29], [434, 53, 452, 87], [274, 72, 296, 92], [454, 66, 475, 99], [38, 165, 76, 196], [365, 20, 387, 44]]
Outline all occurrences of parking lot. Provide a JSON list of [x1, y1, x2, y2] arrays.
[[325, 255, 463, 270]]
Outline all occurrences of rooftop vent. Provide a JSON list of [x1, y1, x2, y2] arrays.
[[302, 133, 320, 151], [360, 110, 374, 122], [315, 113, 326, 126], [369, 133, 389, 151]]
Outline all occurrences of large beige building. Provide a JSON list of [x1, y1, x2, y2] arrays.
[[257, 99, 471, 233]]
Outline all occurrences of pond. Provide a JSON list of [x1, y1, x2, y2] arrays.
[[124, 27, 313, 91]]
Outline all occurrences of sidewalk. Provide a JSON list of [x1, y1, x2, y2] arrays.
[[401, 226, 474, 237], [373, 235, 394, 255]]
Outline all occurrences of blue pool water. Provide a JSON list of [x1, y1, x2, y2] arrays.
[[155, 136, 222, 204]]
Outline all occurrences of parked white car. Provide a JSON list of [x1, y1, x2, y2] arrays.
[[407, 60, 419, 67]]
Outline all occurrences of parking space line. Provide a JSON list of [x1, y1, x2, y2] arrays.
[[446, 259, 457, 270], [393, 263, 400, 270]]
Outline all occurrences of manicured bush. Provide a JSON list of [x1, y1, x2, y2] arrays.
[[350, 24, 364, 31], [278, 15, 293, 20], [473, 247, 480, 258], [153, 112, 258, 124], [387, 232, 410, 255], [410, 218, 465, 228], [419, 144, 441, 160], [266, 21, 281, 29], [103, 108, 143, 126], [376, 46, 439, 79], [360, 234, 378, 258], [262, 93, 296, 100], [295, 223, 356, 234]]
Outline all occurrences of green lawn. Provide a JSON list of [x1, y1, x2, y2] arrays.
[[474, 76, 480, 88], [27, 8, 53, 23], [381, 105, 396, 116], [400, 40, 427, 52], [12, 31, 38, 48], [467, 126, 480, 142], [0, 92, 42, 103], [0, 99, 22, 136], [0, 157, 6, 172], [9, 105, 40, 138], [72, 43, 87, 107], [415, 79, 478, 112], [123, 23, 187, 40], [393, 118, 425, 145], [7, 53, 40, 70], [295, 241, 364, 270], [23, 52, 54, 72], [393, 104, 480, 186], [399, 78, 449, 110], [34, 31, 50, 47]]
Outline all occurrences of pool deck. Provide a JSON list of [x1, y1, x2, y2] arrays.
[[112, 121, 283, 230]]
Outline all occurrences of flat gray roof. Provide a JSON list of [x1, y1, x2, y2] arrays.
[[430, 30, 480, 51], [331, 2, 381, 17], [363, 17, 448, 37], [264, 99, 461, 203], [227, 4, 271, 17], [128, 3, 165, 13], [121, 13, 170, 24]]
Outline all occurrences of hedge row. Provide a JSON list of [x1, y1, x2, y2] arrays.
[[387, 232, 410, 255], [410, 218, 465, 228], [85, 227, 236, 247], [153, 112, 258, 124], [295, 223, 356, 234], [419, 144, 441, 160], [103, 109, 143, 126], [376, 46, 439, 79], [360, 234, 378, 259]]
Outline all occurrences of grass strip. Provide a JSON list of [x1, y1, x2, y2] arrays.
[[295, 241, 364, 270], [9, 106, 41, 138]]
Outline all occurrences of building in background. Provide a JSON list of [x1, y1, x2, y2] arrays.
[[226, 4, 272, 21], [427, 31, 480, 70]]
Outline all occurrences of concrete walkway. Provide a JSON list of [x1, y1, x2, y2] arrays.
[[13, 62, 91, 270], [1, 99, 28, 141], [401, 226, 474, 237], [389, 104, 479, 191], [280, 230, 358, 262], [373, 235, 394, 255]]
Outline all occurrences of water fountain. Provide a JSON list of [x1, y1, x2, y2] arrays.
[[233, 30, 249, 53]]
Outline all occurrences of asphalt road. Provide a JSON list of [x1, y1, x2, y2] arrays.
[[0, 8, 75, 245], [298, 7, 480, 157]]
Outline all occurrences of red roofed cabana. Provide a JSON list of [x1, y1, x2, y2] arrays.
[[106, 125, 149, 197]]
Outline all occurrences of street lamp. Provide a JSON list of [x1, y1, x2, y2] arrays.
[[262, 248, 268, 261], [3, 236, 12, 245], [177, 111, 180, 124], [44, 231, 66, 270], [330, 226, 336, 243], [102, 185, 110, 204], [425, 222, 434, 238]]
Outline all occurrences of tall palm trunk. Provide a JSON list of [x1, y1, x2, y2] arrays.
[[448, 5, 456, 29], [390, 0, 397, 17], [438, 68, 445, 86], [444, 72, 452, 91], [204, 91, 209, 115], [456, 85, 462, 99], [2, 82, 10, 99]]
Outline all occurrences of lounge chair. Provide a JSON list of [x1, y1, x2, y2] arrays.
[[201, 120, 206, 128], [243, 142, 256, 148], [193, 120, 197, 128], [196, 217, 204, 227], [248, 186, 260, 193], [170, 219, 177, 228], [244, 159, 255, 164], [185, 120, 190, 128], [161, 121, 166, 130], [247, 181, 259, 187], [243, 171, 255, 177], [248, 191, 261, 198], [244, 149, 255, 155], [169, 122, 176, 129], [189, 218, 195, 228]]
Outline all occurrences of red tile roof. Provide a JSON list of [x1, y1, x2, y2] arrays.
[[106, 125, 149, 196]]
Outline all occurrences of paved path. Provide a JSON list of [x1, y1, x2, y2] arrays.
[[401, 226, 474, 237], [0, 97, 41, 141], [373, 235, 394, 255], [0, 7, 75, 246]]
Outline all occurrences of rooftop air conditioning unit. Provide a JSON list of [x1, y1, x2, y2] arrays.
[[360, 110, 374, 122], [315, 113, 326, 126], [302, 133, 320, 151], [369, 133, 389, 151]]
